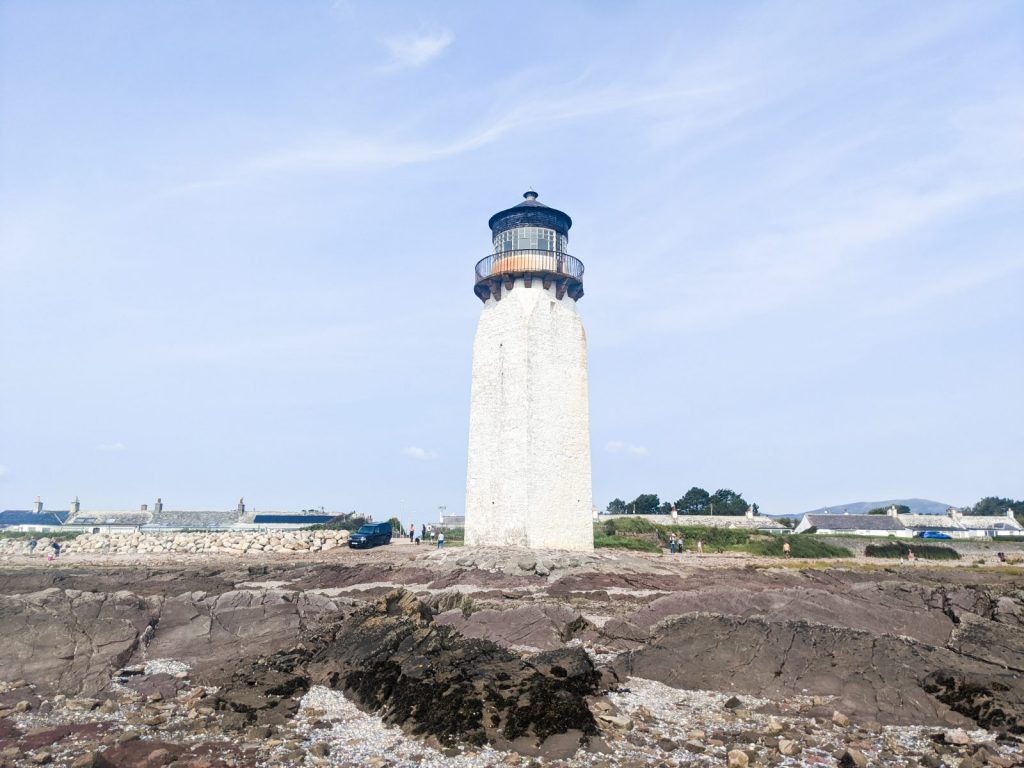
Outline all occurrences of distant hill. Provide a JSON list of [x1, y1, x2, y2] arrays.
[[772, 498, 953, 518]]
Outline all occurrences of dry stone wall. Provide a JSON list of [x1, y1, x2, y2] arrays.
[[0, 529, 350, 556]]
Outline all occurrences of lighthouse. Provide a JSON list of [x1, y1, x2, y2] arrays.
[[464, 191, 594, 551]]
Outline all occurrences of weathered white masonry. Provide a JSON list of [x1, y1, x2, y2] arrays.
[[465, 192, 593, 551]]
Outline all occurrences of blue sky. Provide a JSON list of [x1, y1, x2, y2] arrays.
[[1, 1, 1022, 523]]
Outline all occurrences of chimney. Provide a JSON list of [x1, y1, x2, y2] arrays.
[[888, 505, 897, 517], [155, 498, 163, 513], [70, 497, 80, 515], [32, 496, 42, 514]]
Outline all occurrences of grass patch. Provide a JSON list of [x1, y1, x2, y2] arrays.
[[864, 542, 960, 560], [594, 519, 850, 558], [744, 537, 853, 558], [594, 533, 661, 552]]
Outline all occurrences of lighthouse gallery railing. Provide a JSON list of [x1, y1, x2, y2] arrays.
[[474, 249, 584, 283]]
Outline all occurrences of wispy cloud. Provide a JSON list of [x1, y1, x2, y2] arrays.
[[605, 441, 648, 457], [402, 446, 439, 461], [96, 441, 127, 452], [382, 29, 454, 70]]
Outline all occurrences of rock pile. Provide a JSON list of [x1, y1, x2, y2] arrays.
[[0, 529, 349, 557]]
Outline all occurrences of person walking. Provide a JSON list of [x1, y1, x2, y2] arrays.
[[409, 523, 415, 542], [907, 548, 916, 563], [28, 537, 38, 553], [782, 541, 792, 558], [437, 531, 445, 549], [696, 539, 704, 555], [668, 533, 677, 554]]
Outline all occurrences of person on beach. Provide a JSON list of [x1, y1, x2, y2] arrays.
[[437, 531, 445, 549], [28, 538, 37, 553], [409, 523, 415, 542], [783, 541, 791, 558], [421, 524, 426, 541], [696, 539, 704, 555], [907, 549, 916, 563], [50, 541, 61, 559], [668, 533, 677, 554]]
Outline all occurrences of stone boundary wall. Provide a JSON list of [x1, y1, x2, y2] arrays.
[[0, 529, 350, 556]]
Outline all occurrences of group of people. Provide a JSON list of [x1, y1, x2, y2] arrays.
[[667, 534, 703, 555], [407, 523, 445, 549], [26, 538, 61, 560]]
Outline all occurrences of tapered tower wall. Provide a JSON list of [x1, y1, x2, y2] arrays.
[[464, 279, 594, 551]]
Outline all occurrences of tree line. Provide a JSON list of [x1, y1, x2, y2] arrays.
[[606, 487, 757, 517]]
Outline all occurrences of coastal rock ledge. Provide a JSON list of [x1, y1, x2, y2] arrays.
[[208, 589, 602, 755]]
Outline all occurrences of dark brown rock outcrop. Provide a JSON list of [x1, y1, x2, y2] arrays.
[[923, 669, 1024, 735], [206, 590, 601, 752]]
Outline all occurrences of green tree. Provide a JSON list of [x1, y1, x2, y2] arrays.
[[606, 498, 628, 515], [388, 517, 404, 535], [675, 487, 710, 515], [629, 493, 661, 515], [657, 501, 673, 515], [967, 497, 1024, 516], [866, 504, 910, 515], [709, 488, 749, 516]]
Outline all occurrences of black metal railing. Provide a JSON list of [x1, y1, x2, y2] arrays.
[[474, 249, 584, 283]]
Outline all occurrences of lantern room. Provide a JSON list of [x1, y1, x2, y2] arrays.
[[474, 191, 584, 303]]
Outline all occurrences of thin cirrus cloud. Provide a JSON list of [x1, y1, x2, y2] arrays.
[[382, 28, 454, 70], [605, 441, 649, 457], [402, 446, 439, 461]]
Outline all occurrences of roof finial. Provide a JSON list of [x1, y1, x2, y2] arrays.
[[523, 190, 538, 201]]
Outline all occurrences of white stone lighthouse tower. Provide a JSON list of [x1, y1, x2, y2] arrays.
[[465, 191, 593, 551]]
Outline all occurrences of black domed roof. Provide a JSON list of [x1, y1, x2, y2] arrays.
[[488, 191, 572, 237]]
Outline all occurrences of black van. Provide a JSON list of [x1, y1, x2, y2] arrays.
[[348, 522, 392, 549]]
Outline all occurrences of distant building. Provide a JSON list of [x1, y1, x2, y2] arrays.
[[1, 497, 345, 533], [794, 506, 1024, 539], [794, 512, 910, 537], [600, 507, 788, 532]]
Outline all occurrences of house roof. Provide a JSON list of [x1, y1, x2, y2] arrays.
[[68, 511, 152, 526], [804, 514, 905, 531], [0, 510, 70, 527], [251, 514, 335, 525], [148, 509, 241, 528], [899, 514, 961, 530], [956, 515, 1023, 530], [899, 514, 1023, 531]]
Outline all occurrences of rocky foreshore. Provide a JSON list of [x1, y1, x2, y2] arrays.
[[2, 545, 1024, 766]]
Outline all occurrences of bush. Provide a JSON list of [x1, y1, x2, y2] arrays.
[[594, 533, 661, 552], [309, 513, 370, 532], [864, 542, 960, 560], [745, 536, 852, 559], [592, 521, 851, 558]]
